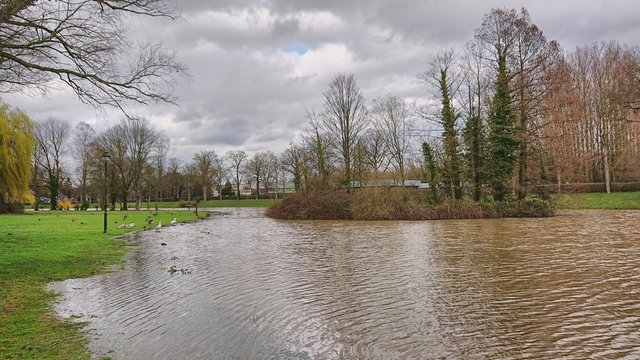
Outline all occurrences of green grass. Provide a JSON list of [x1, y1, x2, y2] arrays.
[[555, 192, 640, 209], [0, 210, 200, 359]]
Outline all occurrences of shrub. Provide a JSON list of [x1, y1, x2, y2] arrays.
[[266, 190, 352, 220], [56, 199, 73, 210], [266, 189, 555, 220]]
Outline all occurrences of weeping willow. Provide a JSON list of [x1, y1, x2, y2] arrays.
[[0, 103, 34, 212]]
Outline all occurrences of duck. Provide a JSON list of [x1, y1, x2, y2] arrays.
[[170, 217, 177, 225], [155, 220, 162, 232]]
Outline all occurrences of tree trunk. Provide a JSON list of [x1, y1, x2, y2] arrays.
[[49, 175, 58, 210]]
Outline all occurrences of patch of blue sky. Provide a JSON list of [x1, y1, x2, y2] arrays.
[[282, 42, 310, 55]]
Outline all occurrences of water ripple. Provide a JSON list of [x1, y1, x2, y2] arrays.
[[51, 209, 640, 359]]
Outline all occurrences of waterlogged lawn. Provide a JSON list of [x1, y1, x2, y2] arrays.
[[556, 192, 640, 209], [0, 210, 199, 359]]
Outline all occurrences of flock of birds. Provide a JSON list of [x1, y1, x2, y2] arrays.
[[115, 214, 178, 232]]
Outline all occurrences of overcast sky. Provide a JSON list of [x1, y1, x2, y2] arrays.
[[4, 0, 640, 162]]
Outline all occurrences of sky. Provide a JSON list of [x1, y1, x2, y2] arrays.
[[4, 0, 640, 163]]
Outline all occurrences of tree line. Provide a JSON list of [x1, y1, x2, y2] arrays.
[[2, 7, 640, 212], [280, 8, 640, 203]]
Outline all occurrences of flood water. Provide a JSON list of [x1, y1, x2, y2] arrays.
[[51, 209, 640, 359]]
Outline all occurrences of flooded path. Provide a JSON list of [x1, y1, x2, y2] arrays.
[[51, 209, 640, 359]]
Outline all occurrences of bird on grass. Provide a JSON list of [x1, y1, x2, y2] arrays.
[[170, 217, 177, 225], [117, 223, 126, 229], [155, 220, 162, 232]]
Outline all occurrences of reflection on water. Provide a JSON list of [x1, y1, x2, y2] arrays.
[[52, 209, 640, 359]]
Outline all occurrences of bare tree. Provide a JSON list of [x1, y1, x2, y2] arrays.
[[100, 117, 158, 210], [154, 132, 170, 209], [321, 73, 368, 190], [281, 140, 306, 191], [227, 150, 247, 200], [212, 154, 226, 200], [258, 151, 278, 198], [246, 152, 268, 199], [192, 150, 217, 201], [0, 0, 186, 112], [73, 121, 95, 209], [165, 157, 183, 200], [372, 95, 414, 184], [34, 117, 71, 209]]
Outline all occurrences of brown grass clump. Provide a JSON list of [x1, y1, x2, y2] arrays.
[[265, 190, 352, 220], [266, 188, 555, 220]]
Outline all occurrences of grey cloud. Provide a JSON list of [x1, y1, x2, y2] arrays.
[[5, 0, 640, 163]]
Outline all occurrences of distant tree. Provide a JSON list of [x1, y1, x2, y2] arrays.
[[192, 150, 217, 201], [321, 74, 368, 190], [165, 157, 183, 200], [0, 0, 186, 111], [221, 180, 234, 197], [246, 152, 269, 199], [371, 95, 413, 184], [100, 117, 159, 210], [227, 150, 247, 200], [212, 154, 226, 200], [281, 141, 306, 191], [486, 53, 518, 201], [34, 117, 71, 210], [73, 122, 95, 209], [361, 128, 389, 174], [304, 109, 333, 189], [154, 132, 170, 209], [258, 151, 278, 198], [0, 104, 34, 213], [463, 114, 484, 201], [422, 142, 438, 203]]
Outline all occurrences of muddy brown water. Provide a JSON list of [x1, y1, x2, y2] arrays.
[[51, 209, 640, 359]]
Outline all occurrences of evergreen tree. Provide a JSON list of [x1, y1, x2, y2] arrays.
[[487, 55, 518, 201], [438, 67, 463, 200], [463, 113, 484, 201], [422, 142, 438, 203]]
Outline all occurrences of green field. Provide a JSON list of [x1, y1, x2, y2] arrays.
[[555, 192, 640, 209], [0, 210, 200, 359]]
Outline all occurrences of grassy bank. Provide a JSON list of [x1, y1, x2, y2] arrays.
[[0, 210, 199, 359], [555, 192, 640, 209], [267, 188, 555, 220]]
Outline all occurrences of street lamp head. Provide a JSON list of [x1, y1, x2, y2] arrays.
[[102, 151, 111, 160]]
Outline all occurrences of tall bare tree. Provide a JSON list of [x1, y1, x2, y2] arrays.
[[372, 95, 414, 184], [34, 117, 71, 209], [227, 150, 247, 200], [192, 150, 217, 201], [321, 73, 368, 190], [100, 117, 158, 210], [73, 121, 95, 209], [0, 0, 186, 111]]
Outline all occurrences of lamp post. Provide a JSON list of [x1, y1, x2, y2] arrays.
[[102, 151, 110, 233]]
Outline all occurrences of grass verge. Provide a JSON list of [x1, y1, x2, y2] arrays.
[[554, 192, 640, 209], [0, 210, 200, 359]]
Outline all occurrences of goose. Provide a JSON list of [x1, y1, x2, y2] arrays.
[[170, 217, 177, 225], [155, 220, 162, 232]]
